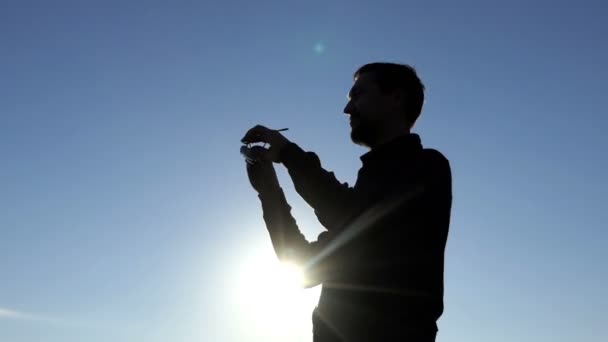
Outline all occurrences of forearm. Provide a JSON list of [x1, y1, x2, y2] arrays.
[[279, 142, 357, 230], [258, 188, 312, 263], [258, 188, 334, 287]]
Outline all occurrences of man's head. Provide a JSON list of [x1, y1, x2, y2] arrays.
[[344, 62, 425, 148]]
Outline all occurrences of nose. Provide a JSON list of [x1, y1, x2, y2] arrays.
[[343, 100, 354, 116]]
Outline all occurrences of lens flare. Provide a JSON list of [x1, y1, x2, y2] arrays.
[[234, 248, 320, 340], [313, 42, 325, 55]]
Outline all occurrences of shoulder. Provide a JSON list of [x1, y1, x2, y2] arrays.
[[419, 148, 452, 191], [420, 148, 450, 172]]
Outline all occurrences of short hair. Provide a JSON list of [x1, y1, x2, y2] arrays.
[[354, 62, 425, 128]]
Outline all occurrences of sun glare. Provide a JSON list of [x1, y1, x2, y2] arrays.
[[234, 247, 320, 340]]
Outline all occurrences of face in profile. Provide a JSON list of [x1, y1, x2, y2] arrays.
[[343, 73, 394, 148]]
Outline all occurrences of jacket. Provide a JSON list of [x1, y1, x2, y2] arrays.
[[257, 134, 452, 341]]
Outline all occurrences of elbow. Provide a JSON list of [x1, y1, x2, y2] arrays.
[[301, 277, 322, 289], [276, 246, 309, 266], [276, 252, 321, 288]]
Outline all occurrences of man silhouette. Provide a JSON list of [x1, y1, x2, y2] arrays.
[[242, 62, 452, 341]]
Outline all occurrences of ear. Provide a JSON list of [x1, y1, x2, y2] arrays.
[[390, 88, 407, 110]]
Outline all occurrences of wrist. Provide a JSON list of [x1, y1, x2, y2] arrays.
[[272, 134, 289, 155], [277, 140, 295, 163], [258, 186, 283, 198]]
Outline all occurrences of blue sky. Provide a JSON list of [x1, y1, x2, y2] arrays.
[[1, 1, 606, 341]]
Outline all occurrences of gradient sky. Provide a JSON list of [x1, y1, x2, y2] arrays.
[[1, 1, 607, 341]]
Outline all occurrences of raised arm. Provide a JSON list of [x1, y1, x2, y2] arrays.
[[244, 149, 336, 287], [241, 125, 358, 231], [279, 142, 358, 231], [257, 188, 334, 288]]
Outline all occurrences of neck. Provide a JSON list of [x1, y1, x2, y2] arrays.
[[369, 125, 410, 150]]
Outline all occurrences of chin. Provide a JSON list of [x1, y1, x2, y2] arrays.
[[350, 127, 372, 148]]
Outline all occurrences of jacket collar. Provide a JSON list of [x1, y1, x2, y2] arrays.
[[359, 133, 423, 165]]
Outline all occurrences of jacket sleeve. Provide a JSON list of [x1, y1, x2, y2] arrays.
[[279, 142, 358, 231], [258, 188, 336, 288]]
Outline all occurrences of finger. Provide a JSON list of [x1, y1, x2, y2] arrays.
[[249, 145, 271, 162], [246, 158, 268, 178], [246, 160, 257, 171], [242, 127, 265, 144], [240, 145, 257, 164], [241, 125, 271, 144]]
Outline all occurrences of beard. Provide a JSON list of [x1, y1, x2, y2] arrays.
[[350, 120, 377, 147]]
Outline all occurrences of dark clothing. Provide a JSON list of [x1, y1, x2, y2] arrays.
[[258, 134, 452, 342]]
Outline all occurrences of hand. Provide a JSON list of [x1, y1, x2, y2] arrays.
[[241, 125, 290, 163], [244, 145, 280, 194]]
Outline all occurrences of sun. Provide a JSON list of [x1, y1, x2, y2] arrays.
[[267, 261, 305, 289], [234, 247, 321, 340]]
